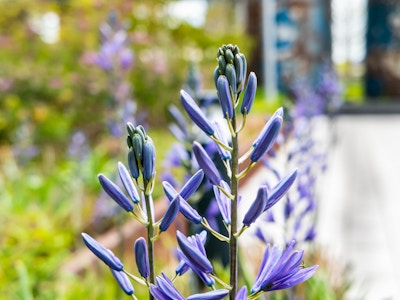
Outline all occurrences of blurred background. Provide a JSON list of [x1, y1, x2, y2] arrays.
[[1, 0, 399, 299]]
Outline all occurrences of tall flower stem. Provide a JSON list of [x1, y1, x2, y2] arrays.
[[143, 179, 155, 300], [229, 113, 239, 300]]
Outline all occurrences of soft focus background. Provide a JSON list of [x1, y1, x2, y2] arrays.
[[1, 0, 400, 299]]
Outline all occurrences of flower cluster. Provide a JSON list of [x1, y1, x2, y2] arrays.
[[82, 44, 317, 299]]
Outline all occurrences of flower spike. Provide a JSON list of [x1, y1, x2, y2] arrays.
[[81, 233, 124, 271], [98, 174, 134, 212]]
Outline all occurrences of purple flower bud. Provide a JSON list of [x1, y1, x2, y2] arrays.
[[159, 196, 180, 232], [243, 186, 268, 226], [213, 120, 231, 160], [98, 174, 134, 212], [128, 150, 140, 179], [110, 269, 134, 295], [250, 114, 283, 163], [81, 233, 124, 271], [162, 181, 202, 224], [180, 90, 214, 136], [176, 230, 213, 274], [187, 289, 229, 300], [213, 180, 231, 225], [265, 169, 297, 211], [192, 141, 221, 186], [241, 72, 257, 114], [235, 286, 248, 300], [118, 162, 140, 203], [180, 169, 204, 200], [142, 138, 156, 181], [134, 237, 150, 278], [216, 75, 234, 119]]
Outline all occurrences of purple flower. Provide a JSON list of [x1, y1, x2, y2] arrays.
[[98, 174, 134, 212], [176, 230, 213, 274], [180, 90, 215, 136], [110, 269, 134, 295], [159, 196, 180, 232], [241, 72, 257, 114], [251, 240, 318, 293], [251, 109, 283, 162], [216, 75, 234, 119], [243, 186, 268, 226], [81, 233, 124, 271], [192, 141, 221, 186], [117, 162, 140, 203], [179, 169, 204, 200], [134, 237, 150, 279]]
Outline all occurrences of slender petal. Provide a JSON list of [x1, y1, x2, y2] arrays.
[[213, 120, 231, 160], [180, 90, 214, 136], [118, 162, 140, 203], [150, 273, 185, 300], [159, 196, 180, 232], [250, 115, 282, 163], [110, 269, 134, 295], [180, 169, 204, 200], [81, 233, 124, 271], [213, 180, 231, 225], [168, 104, 188, 136], [192, 141, 221, 186], [265, 169, 297, 212], [187, 289, 229, 300], [162, 181, 202, 224], [241, 72, 257, 114], [243, 186, 268, 226], [176, 230, 213, 274], [216, 75, 234, 119], [134, 237, 150, 278], [235, 286, 248, 300], [98, 174, 134, 212]]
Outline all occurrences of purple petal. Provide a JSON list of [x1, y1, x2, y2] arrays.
[[159, 196, 180, 232], [265, 169, 297, 211], [243, 186, 268, 226], [180, 169, 204, 200], [241, 72, 257, 114], [81, 233, 124, 271], [110, 269, 134, 295], [187, 289, 229, 300], [235, 286, 248, 300], [98, 174, 134, 212], [192, 141, 221, 186], [180, 90, 214, 136], [134, 237, 150, 278], [118, 162, 140, 203], [216, 75, 234, 119]]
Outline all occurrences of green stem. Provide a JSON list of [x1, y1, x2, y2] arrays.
[[229, 112, 239, 300], [143, 179, 155, 300]]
